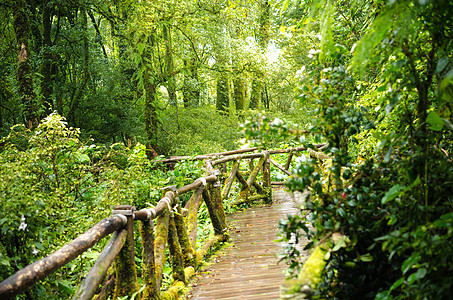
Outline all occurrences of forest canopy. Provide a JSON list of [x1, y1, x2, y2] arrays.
[[0, 0, 452, 299]]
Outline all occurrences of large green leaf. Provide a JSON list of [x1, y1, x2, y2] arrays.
[[426, 111, 444, 131]]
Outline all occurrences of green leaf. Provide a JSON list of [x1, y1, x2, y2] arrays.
[[375, 291, 393, 300], [426, 111, 444, 131], [402, 254, 420, 275], [0, 259, 10, 267], [384, 145, 393, 163], [436, 57, 449, 73], [332, 236, 347, 252], [389, 277, 405, 292], [382, 184, 405, 204], [407, 268, 427, 284], [358, 253, 373, 262]]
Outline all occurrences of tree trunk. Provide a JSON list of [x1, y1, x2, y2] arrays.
[[144, 72, 159, 159], [183, 59, 200, 107], [234, 75, 245, 110], [249, 78, 261, 109], [250, 0, 271, 110], [41, 0, 53, 115], [216, 72, 229, 113], [13, 0, 38, 128], [68, 1, 89, 127], [163, 25, 177, 107]]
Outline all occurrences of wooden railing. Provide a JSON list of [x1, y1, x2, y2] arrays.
[[0, 145, 325, 299]]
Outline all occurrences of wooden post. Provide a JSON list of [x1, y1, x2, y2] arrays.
[[263, 151, 272, 204], [168, 212, 186, 283], [238, 156, 265, 202], [154, 187, 174, 291], [186, 186, 204, 249], [221, 160, 239, 200], [154, 210, 169, 292], [73, 230, 127, 300], [174, 203, 197, 268], [139, 218, 158, 300], [112, 205, 138, 298], [285, 152, 293, 170], [202, 168, 228, 240]]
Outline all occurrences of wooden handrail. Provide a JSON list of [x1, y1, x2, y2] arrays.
[[72, 229, 127, 300], [153, 147, 261, 164], [0, 145, 328, 299], [0, 216, 126, 298]]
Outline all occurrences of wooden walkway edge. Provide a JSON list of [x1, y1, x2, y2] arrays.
[[186, 188, 308, 299]]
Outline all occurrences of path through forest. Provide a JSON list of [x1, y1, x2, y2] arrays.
[[186, 188, 309, 299]]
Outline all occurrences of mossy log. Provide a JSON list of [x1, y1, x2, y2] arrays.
[[168, 215, 186, 284], [73, 229, 127, 300], [139, 219, 158, 300], [235, 170, 249, 189], [173, 206, 196, 268], [281, 234, 344, 299], [113, 212, 138, 298], [205, 182, 228, 239], [196, 234, 225, 265], [280, 244, 330, 299], [159, 280, 186, 300], [154, 209, 170, 291], [307, 148, 330, 160], [155, 147, 260, 164], [263, 152, 271, 188], [0, 216, 126, 298]]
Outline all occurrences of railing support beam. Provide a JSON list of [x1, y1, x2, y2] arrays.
[[113, 205, 138, 298]]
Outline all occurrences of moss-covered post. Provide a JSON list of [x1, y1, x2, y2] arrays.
[[238, 155, 265, 202], [168, 207, 186, 284], [186, 186, 204, 250], [248, 158, 254, 174], [263, 151, 272, 203], [285, 152, 293, 170], [154, 209, 169, 292], [154, 188, 173, 291], [112, 205, 138, 298], [139, 218, 158, 300], [204, 161, 228, 240], [208, 170, 229, 240], [174, 197, 197, 268]]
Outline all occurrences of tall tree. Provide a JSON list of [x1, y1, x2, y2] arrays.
[[250, 0, 270, 109], [13, 0, 38, 128], [40, 0, 53, 115]]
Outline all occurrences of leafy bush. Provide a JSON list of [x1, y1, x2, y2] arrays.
[[249, 1, 453, 299], [158, 106, 241, 156]]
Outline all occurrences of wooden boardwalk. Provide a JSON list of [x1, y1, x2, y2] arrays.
[[186, 188, 304, 299]]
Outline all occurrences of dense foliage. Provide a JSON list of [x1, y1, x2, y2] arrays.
[[268, 0, 453, 299]]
